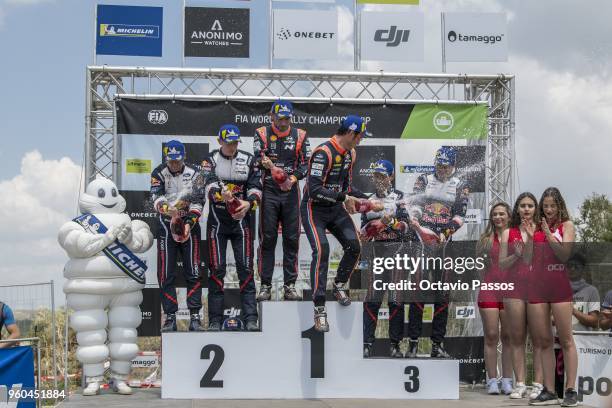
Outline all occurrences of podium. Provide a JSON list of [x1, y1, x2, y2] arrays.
[[162, 302, 459, 399]]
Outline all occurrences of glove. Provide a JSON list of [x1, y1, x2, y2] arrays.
[[117, 223, 133, 244], [184, 212, 199, 227]]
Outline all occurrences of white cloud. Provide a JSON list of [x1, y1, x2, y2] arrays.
[[0, 151, 81, 300], [3, 0, 53, 5]]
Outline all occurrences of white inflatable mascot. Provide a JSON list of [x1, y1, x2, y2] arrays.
[[58, 178, 153, 396]]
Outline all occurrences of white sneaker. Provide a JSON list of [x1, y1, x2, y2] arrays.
[[500, 378, 514, 395], [509, 382, 528, 399], [529, 382, 544, 400], [487, 378, 500, 395], [110, 379, 133, 395], [82, 381, 100, 396]]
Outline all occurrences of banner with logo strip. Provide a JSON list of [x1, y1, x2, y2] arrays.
[[360, 10, 424, 62], [96, 5, 163, 57], [443, 12, 508, 62], [574, 334, 612, 407], [0, 346, 35, 408], [116, 97, 487, 310], [184, 7, 250, 58], [272, 9, 338, 60]]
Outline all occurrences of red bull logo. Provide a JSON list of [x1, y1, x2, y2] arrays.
[[423, 203, 451, 224]]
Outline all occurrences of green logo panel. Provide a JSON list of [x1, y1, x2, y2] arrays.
[[401, 104, 488, 140]]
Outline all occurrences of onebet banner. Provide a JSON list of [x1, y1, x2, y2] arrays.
[[273, 9, 338, 60]]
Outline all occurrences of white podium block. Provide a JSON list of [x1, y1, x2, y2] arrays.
[[162, 302, 459, 399]]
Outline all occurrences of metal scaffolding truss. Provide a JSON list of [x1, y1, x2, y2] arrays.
[[86, 65, 514, 206]]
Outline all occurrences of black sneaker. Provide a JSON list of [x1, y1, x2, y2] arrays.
[[560, 388, 578, 407], [257, 284, 272, 301], [363, 343, 372, 358], [245, 320, 259, 331], [390, 343, 403, 358], [529, 388, 560, 406], [430, 342, 451, 358], [189, 314, 204, 331], [161, 314, 177, 332], [208, 321, 221, 331], [405, 339, 418, 358], [283, 283, 302, 301], [332, 282, 351, 306], [314, 306, 329, 332]]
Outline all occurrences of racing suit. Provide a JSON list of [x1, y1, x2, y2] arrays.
[[301, 136, 367, 306], [150, 163, 203, 315], [361, 188, 416, 348], [253, 125, 311, 286], [199, 149, 262, 325], [406, 172, 468, 343]]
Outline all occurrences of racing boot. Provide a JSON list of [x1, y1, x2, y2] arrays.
[[314, 306, 329, 332], [363, 343, 372, 358], [110, 377, 132, 395], [245, 320, 259, 332], [430, 341, 451, 358], [405, 339, 419, 358], [332, 282, 351, 306], [189, 314, 205, 331], [390, 343, 403, 358], [257, 284, 272, 301], [161, 313, 177, 332], [82, 378, 102, 396], [283, 283, 302, 301]]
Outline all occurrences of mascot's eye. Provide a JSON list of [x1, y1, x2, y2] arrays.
[[111, 188, 118, 197], [98, 188, 106, 198]]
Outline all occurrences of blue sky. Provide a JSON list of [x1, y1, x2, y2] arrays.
[[1, 0, 612, 297]]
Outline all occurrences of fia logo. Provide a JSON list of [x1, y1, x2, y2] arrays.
[[455, 306, 475, 319], [148, 110, 168, 125], [374, 26, 410, 47]]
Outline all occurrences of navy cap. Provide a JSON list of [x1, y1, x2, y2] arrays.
[[434, 146, 456, 166], [340, 115, 371, 136], [218, 124, 241, 143], [164, 140, 185, 161], [372, 159, 394, 176], [270, 100, 294, 118]]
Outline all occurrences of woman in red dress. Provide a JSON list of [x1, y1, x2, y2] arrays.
[[476, 202, 513, 395]]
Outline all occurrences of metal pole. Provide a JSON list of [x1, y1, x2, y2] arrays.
[[510, 77, 516, 199], [85, 67, 93, 184], [51, 281, 58, 391], [36, 339, 41, 408], [93, 4, 97, 65], [64, 307, 69, 399], [353, 0, 359, 71], [269, 0, 273, 69], [112, 99, 120, 186], [182, 0, 186, 68], [441, 12, 446, 73]]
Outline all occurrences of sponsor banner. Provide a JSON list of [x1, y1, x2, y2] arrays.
[[444, 337, 485, 384], [96, 5, 163, 57], [455, 305, 476, 319], [444, 12, 508, 62], [401, 104, 488, 140], [126, 158, 151, 174], [185, 7, 250, 58], [131, 353, 159, 368], [464, 209, 482, 225], [358, 0, 419, 3], [273, 9, 338, 60], [275, 0, 335, 2], [0, 346, 35, 408], [400, 165, 434, 174], [575, 334, 612, 407], [360, 11, 424, 62], [138, 288, 162, 336]]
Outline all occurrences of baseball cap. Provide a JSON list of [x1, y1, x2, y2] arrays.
[[165, 140, 185, 161], [340, 115, 371, 137], [372, 159, 394, 176], [218, 124, 241, 143], [434, 146, 456, 166], [271, 100, 294, 118]]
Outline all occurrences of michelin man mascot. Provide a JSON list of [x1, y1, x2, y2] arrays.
[[58, 178, 153, 396]]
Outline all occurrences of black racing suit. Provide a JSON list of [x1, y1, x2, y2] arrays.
[[361, 188, 416, 347], [253, 125, 311, 286], [199, 149, 262, 325], [150, 163, 203, 315], [406, 172, 468, 344], [301, 136, 367, 307]]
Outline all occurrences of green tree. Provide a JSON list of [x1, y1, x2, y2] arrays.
[[574, 193, 612, 242]]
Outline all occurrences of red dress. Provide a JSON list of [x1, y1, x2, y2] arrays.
[[504, 227, 529, 300], [530, 223, 572, 303], [478, 233, 505, 309]]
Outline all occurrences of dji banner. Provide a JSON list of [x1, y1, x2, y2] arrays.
[[443, 12, 508, 62], [360, 11, 424, 62]]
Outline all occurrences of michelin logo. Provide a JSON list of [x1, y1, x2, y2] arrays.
[[100, 24, 160, 38]]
